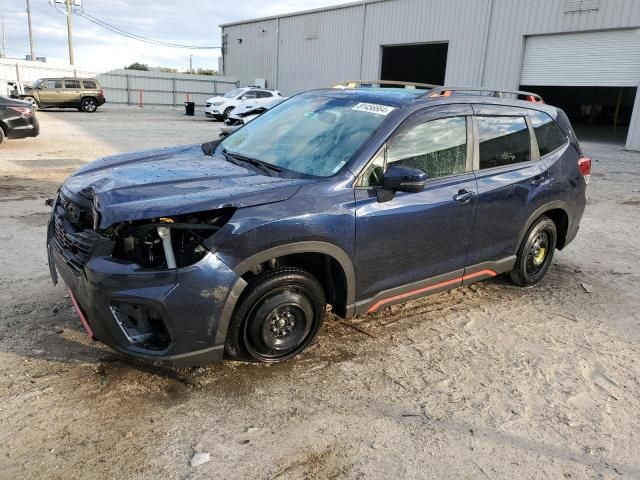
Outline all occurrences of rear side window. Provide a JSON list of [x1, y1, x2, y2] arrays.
[[476, 116, 530, 169], [82, 80, 97, 89], [387, 116, 468, 179], [530, 111, 567, 156], [64, 79, 80, 89], [256, 91, 272, 98]]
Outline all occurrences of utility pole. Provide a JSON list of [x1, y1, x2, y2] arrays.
[[1, 17, 6, 58], [66, 0, 74, 65], [189, 54, 193, 74], [26, 0, 35, 60]]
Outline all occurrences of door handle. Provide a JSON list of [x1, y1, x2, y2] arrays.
[[530, 173, 548, 186], [453, 189, 475, 203]]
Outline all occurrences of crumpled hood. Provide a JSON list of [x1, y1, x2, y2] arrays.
[[61, 144, 303, 228]]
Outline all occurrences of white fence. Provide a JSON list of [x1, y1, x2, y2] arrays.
[[0, 58, 239, 106]]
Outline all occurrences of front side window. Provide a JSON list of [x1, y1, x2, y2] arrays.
[[530, 111, 567, 156], [224, 88, 244, 98], [64, 79, 80, 89], [476, 116, 530, 169], [387, 116, 468, 179], [242, 91, 258, 99], [43, 80, 62, 89], [219, 94, 391, 177]]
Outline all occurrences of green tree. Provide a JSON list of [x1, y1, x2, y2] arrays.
[[125, 62, 149, 71]]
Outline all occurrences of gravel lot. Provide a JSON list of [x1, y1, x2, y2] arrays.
[[1, 106, 639, 479]]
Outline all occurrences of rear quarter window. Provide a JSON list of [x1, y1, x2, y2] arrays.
[[530, 111, 568, 156], [82, 80, 97, 89]]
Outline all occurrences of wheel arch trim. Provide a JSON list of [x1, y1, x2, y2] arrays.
[[516, 201, 570, 254]]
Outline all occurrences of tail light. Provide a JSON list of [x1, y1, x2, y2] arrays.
[[578, 157, 591, 184], [100, 88, 105, 97], [9, 106, 33, 117]]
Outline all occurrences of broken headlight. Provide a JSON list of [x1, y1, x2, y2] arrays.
[[107, 209, 234, 269]]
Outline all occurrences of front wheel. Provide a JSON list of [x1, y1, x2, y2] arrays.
[[80, 97, 98, 112], [225, 267, 326, 363], [510, 216, 557, 287], [24, 97, 38, 111]]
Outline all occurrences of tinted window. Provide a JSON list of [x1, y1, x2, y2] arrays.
[[43, 80, 62, 89], [530, 111, 567, 156], [82, 80, 97, 89], [257, 91, 273, 98], [387, 116, 467, 179], [477, 116, 530, 169], [64, 79, 81, 89], [243, 91, 258, 99]]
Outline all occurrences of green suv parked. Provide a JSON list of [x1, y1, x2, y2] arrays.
[[22, 77, 106, 112]]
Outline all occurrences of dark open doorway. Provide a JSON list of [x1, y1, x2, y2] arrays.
[[381, 43, 448, 86], [520, 85, 637, 145]]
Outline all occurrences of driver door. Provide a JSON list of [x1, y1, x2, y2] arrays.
[[354, 105, 478, 307], [38, 79, 63, 107]]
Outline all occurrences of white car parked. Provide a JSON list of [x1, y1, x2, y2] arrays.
[[204, 87, 282, 120]]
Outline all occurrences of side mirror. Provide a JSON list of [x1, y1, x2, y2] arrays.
[[382, 165, 427, 193]]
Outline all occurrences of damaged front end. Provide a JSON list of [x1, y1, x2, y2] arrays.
[[47, 190, 242, 364]]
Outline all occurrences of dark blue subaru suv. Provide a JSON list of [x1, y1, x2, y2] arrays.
[[47, 84, 590, 366]]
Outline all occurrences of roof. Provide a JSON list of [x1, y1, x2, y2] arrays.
[[303, 88, 424, 107], [220, 0, 389, 28], [303, 87, 561, 116]]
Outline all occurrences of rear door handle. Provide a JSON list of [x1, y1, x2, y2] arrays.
[[453, 189, 475, 203], [530, 172, 549, 186]]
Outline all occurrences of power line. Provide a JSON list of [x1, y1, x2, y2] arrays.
[[75, 10, 221, 50]]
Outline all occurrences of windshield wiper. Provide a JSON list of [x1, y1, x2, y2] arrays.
[[222, 149, 281, 177]]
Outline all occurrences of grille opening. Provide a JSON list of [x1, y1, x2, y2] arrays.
[[110, 302, 171, 351]]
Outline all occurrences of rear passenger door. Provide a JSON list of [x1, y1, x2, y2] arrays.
[[63, 79, 82, 106], [466, 105, 549, 271]]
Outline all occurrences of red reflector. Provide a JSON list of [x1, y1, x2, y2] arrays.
[[578, 157, 592, 177]]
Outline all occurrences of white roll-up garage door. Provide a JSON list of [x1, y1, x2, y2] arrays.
[[521, 29, 640, 87]]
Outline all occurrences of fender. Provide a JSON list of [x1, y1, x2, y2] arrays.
[[515, 200, 571, 253], [214, 241, 357, 346]]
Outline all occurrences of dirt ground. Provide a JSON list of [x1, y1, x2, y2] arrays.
[[0, 106, 639, 480]]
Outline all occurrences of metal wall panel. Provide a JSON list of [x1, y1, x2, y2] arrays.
[[359, 0, 491, 86], [626, 86, 640, 151], [521, 29, 640, 86], [276, 5, 364, 94], [222, 18, 279, 89], [482, 0, 640, 89]]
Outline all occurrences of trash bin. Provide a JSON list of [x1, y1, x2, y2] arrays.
[[184, 101, 195, 116]]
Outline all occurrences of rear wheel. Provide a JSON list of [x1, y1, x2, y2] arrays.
[[223, 107, 234, 120], [80, 97, 98, 112], [225, 267, 326, 363], [510, 216, 557, 286]]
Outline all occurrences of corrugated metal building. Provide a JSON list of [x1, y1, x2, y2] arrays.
[[220, 0, 640, 150]]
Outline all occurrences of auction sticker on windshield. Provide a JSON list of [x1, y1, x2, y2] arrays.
[[352, 102, 396, 116]]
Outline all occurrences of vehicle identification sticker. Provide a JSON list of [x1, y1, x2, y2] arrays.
[[352, 102, 396, 116]]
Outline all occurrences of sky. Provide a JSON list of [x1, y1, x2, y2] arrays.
[[1, 0, 348, 71]]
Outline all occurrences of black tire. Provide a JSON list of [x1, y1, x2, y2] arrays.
[[510, 216, 557, 287], [223, 107, 234, 120], [24, 96, 38, 111], [225, 267, 326, 363], [80, 97, 98, 113], [0, 126, 5, 146]]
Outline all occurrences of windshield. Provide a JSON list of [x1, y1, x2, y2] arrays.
[[218, 94, 393, 177], [224, 88, 244, 99]]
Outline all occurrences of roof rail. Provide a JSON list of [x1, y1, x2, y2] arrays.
[[333, 80, 441, 90], [424, 86, 545, 104]]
